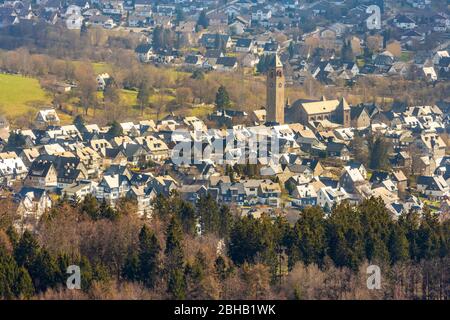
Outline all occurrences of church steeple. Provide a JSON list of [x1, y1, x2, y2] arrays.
[[337, 97, 351, 128], [266, 54, 285, 125]]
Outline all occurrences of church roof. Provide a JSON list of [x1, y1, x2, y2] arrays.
[[268, 54, 283, 68], [338, 97, 350, 110], [274, 54, 283, 67], [294, 99, 341, 116]]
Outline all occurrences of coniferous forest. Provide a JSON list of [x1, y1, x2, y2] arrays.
[[0, 194, 448, 300]]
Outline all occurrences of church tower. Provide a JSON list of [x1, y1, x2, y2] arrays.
[[266, 54, 285, 124], [336, 97, 351, 128]]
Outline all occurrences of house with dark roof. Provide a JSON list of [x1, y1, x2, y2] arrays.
[[135, 43, 154, 62], [394, 15, 416, 29], [14, 186, 52, 231], [235, 38, 255, 53], [416, 175, 449, 199], [215, 56, 238, 71], [350, 105, 371, 129], [24, 160, 57, 189], [219, 182, 246, 205], [184, 54, 204, 66], [35, 155, 88, 189], [96, 173, 131, 204], [199, 34, 232, 50], [326, 142, 350, 160]]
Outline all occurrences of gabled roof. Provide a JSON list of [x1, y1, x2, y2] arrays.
[[28, 160, 54, 178], [216, 56, 237, 67], [16, 187, 47, 202], [236, 38, 252, 48], [135, 43, 152, 54]]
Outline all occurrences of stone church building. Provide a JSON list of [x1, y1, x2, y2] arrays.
[[265, 55, 351, 128], [285, 96, 351, 128]]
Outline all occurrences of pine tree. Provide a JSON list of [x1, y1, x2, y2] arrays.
[[6, 226, 19, 248], [0, 245, 18, 299], [107, 121, 123, 138], [197, 194, 220, 235], [368, 135, 392, 170], [14, 231, 40, 270], [153, 193, 170, 221], [196, 10, 209, 30], [178, 201, 197, 236], [215, 85, 231, 110], [326, 202, 365, 270], [74, 255, 96, 291], [80, 194, 99, 219], [152, 26, 164, 50], [388, 223, 409, 264], [99, 200, 119, 221], [214, 256, 230, 281], [229, 216, 269, 265], [122, 252, 140, 282], [184, 250, 206, 298], [359, 197, 392, 263], [219, 205, 233, 239], [292, 206, 327, 267], [399, 210, 421, 261], [416, 209, 442, 261], [29, 249, 59, 293], [14, 267, 34, 299], [165, 217, 186, 299], [139, 225, 161, 288], [175, 7, 185, 23]]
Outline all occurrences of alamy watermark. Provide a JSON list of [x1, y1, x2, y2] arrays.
[[170, 129, 281, 169], [66, 265, 81, 290], [366, 265, 381, 290]]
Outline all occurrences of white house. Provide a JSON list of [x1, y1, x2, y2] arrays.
[[96, 73, 110, 90], [65, 5, 82, 17], [34, 108, 60, 128], [422, 66, 437, 81], [317, 186, 349, 212], [14, 187, 52, 232], [433, 51, 449, 65], [0, 154, 28, 185], [416, 176, 449, 199], [66, 14, 83, 30]]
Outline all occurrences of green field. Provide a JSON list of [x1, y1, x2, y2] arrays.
[[0, 72, 211, 125], [0, 73, 53, 118]]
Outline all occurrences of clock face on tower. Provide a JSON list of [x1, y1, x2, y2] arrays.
[[278, 83, 283, 88]]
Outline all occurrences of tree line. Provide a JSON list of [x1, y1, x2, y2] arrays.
[[0, 193, 448, 300]]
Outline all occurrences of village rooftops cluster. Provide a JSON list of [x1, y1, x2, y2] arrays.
[[1, 1, 449, 83], [1, 97, 449, 232]]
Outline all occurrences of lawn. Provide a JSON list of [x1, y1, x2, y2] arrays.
[[0, 73, 53, 118], [72, 61, 112, 74]]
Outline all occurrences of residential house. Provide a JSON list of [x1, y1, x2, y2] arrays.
[[291, 183, 317, 208], [258, 180, 281, 207], [219, 182, 246, 205], [96, 173, 131, 204], [0, 152, 28, 185], [215, 57, 238, 71], [62, 180, 97, 202], [24, 160, 57, 189], [34, 109, 60, 129], [14, 187, 52, 232], [317, 186, 349, 212], [416, 175, 449, 199]]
